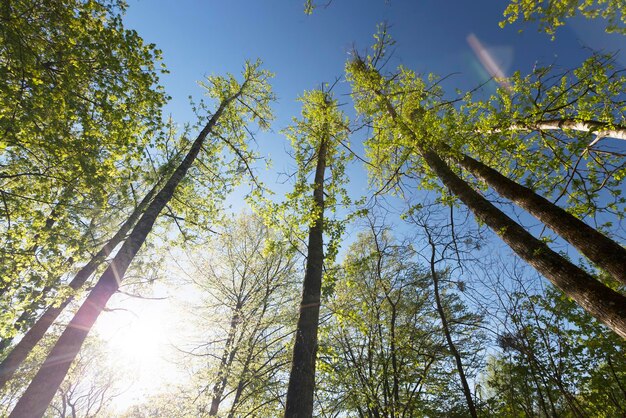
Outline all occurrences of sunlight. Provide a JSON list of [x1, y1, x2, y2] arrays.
[[110, 313, 163, 368], [92, 287, 190, 411]]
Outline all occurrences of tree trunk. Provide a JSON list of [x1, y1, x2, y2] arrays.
[[502, 118, 626, 141], [8, 92, 239, 418], [420, 146, 626, 339], [284, 137, 327, 418], [208, 308, 241, 416], [0, 177, 160, 390], [426, 235, 478, 418], [452, 149, 626, 285]]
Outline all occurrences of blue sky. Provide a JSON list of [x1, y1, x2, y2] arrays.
[[120, 0, 626, 256]]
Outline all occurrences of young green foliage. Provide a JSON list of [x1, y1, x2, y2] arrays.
[[501, 0, 626, 36]]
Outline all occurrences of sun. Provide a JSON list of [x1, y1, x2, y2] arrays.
[[110, 314, 163, 367], [92, 291, 188, 411]]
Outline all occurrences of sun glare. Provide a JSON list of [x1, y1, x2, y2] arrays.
[[93, 290, 189, 411]]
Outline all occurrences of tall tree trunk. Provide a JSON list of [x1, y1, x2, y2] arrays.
[[425, 231, 478, 418], [0, 177, 160, 390], [452, 149, 626, 285], [419, 145, 626, 339], [375, 87, 626, 339], [8, 91, 240, 418], [284, 137, 327, 418]]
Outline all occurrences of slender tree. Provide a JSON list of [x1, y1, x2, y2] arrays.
[[8, 61, 274, 418], [420, 214, 479, 418], [284, 88, 349, 417], [177, 214, 297, 417]]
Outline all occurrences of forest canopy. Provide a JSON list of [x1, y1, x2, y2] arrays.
[[1, 0, 625, 417]]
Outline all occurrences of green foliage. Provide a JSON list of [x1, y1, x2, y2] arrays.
[[348, 28, 626, 235], [483, 283, 626, 417], [161, 60, 275, 244], [317, 229, 486, 416], [501, 0, 626, 36], [255, 88, 351, 266], [0, 0, 168, 343], [460, 53, 626, 223]]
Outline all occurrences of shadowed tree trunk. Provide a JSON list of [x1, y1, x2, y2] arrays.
[[8, 88, 243, 418], [284, 136, 327, 418], [451, 149, 626, 285], [0, 178, 161, 390]]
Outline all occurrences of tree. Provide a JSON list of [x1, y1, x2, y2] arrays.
[[345, 29, 626, 338], [501, 0, 626, 36], [8, 61, 275, 418], [409, 208, 481, 417], [0, 0, 167, 308], [0, 0, 170, 379], [47, 336, 122, 418], [317, 222, 485, 417], [482, 265, 626, 417], [0, 168, 165, 390], [283, 88, 350, 417], [178, 213, 298, 417]]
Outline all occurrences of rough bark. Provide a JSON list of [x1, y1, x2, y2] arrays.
[[8, 92, 239, 418], [453, 150, 626, 285], [284, 137, 327, 418], [420, 146, 626, 339], [0, 178, 159, 390]]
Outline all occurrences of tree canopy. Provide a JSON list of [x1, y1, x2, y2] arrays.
[[1, 1, 626, 417]]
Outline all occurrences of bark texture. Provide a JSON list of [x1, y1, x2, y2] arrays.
[[284, 138, 327, 418], [420, 146, 626, 339], [453, 150, 626, 285], [8, 93, 238, 418]]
